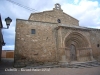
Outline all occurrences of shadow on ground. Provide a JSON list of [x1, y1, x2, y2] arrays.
[[0, 58, 14, 69]]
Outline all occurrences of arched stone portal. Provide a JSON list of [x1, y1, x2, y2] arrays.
[[65, 32, 92, 62]]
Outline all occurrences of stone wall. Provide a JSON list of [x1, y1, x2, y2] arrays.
[[90, 30, 100, 61], [56, 27, 92, 62], [14, 20, 100, 67], [14, 4, 100, 67], [29, 4, 79, 26], [15, 19, 58, 64], [56, 26, 100, 62], [1, 50, 6, 58]]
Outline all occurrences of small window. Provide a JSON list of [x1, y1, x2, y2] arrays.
[[31, 29, 35, 34], [57, 19, 61, 23], [97, 44, 99, 47]]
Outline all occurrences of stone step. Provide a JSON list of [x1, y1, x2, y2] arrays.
[[26, 65, 60, 68], [14, 63, 26, 68], [66, 61, 100, 68], [14, 61, 100, 68]]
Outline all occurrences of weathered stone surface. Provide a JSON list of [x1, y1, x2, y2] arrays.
[[14, 3, 100, 67], [29, 4, 79, 26]]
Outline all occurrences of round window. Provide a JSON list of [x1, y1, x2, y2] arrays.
[[57, 19, 61, 23]]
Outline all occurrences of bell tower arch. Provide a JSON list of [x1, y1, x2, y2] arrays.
[[55, 3, 61, 10]]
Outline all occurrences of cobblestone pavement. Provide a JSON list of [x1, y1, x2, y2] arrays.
[[0, 58, 100, 75]]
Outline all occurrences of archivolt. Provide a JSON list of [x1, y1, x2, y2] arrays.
[[65, 32, 89, 48]]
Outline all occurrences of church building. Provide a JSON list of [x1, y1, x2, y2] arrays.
[[14, 3, 100, 67]]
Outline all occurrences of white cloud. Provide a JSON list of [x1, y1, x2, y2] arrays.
[[2, 45, 15, 50], [62, 0, 100, 28], [74, 0, 79, 4], [9, 3, 30, 19]]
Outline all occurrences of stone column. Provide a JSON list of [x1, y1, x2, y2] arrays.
[[90, 48, 95, 61], [77, 49, 80, 61], [59, 48, 68, 65], [65, 48, 70, 63], [60, 55, 67, 62], [59, 55, 68, 65]]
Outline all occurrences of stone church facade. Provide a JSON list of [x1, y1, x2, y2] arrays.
[[14, 3, 100, 66]]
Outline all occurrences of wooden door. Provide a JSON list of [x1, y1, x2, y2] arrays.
[[70, 44, 77, 61]]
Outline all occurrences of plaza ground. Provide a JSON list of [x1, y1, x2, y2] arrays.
[[0, 58, 100, 75]]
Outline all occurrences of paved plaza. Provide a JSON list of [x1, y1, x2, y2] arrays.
[[0, 58, 100, 75]]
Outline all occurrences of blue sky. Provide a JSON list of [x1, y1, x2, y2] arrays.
[[0, 0, 100, 50]]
